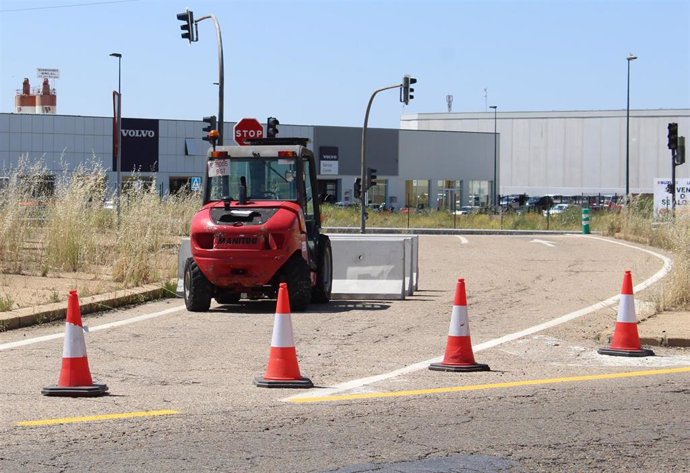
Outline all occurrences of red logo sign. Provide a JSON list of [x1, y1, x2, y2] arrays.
[[233, 118, 264, 146]]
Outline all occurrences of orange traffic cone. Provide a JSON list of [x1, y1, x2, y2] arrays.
[[598, 271, 655, 357], [254, 283, 313, 388], [42, 291, 108, 397], [429, 278, 490, 372]]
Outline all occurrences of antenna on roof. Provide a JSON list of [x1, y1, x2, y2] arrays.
[[446, 95, 453, 113]]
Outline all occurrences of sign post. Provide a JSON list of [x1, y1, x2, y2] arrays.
[[581, 207, 590, 234], [654, 177, 690, 217], [233, 118, 264, 146]]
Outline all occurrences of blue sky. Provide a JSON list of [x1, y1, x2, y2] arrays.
[[1, 0, 688, 129]]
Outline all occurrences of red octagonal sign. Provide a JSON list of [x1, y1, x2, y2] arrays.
[[233, 118, 264, 146]]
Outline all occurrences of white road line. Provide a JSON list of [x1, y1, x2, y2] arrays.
[[456, 236, 469, 244], [531, 239, 555, 247], [0, 305, 186, 352], [283, 236, 672, 402]]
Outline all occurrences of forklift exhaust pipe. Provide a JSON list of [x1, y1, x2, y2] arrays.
[[239, 176, 247, 204]]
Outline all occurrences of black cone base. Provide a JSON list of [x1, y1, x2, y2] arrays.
[[42, 384, 109, 397], [429, 362, 490, 372], [254, 376, 313, 389], [597, 347, 655, 357]]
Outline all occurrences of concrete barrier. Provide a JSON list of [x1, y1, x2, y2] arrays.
[[328, 234, 417, 297], [176, 233, 416, 300], [175, 237, 191, 296], [329, 237, 407, 300]]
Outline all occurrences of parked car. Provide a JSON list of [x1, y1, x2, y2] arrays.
[[543, 203, 569, 216], [528, 196, 554, 213], [367, 203, 389, 212], [454, 206, 479, 215], [500, 194, 527, 211]]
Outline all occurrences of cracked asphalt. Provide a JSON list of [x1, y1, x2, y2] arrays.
[[1, 235, 688, 472]]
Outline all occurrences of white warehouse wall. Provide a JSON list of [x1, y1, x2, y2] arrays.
[[401, 109, 690, 196]]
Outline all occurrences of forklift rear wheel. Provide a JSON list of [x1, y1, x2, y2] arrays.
[[184, 259, 213, 312]]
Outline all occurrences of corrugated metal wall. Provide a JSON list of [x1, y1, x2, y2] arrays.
[[402, 110, 690, 195]]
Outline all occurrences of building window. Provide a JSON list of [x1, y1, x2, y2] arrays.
[[18, 174, 55, 200], [170, 176, 201, 194], [436, 179, 462, 211], [368, 179, 387, 205], [405, 179, 429, 209], [468, 180, 490, 207], [123, 175, 155, 193], [317, 179, 338, 204]]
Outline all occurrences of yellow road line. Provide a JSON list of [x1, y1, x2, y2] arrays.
[[17, 409, 179, 427], [289, 366, 690, 404]]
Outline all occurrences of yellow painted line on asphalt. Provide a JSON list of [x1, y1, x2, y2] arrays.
[[16, 409, 179, 427], [288, 366, 690, 404]]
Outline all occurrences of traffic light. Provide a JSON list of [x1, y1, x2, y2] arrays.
[[676, 136, 686, 165], [667, 122, 678, 150], [400, 74, 417, 105], [666, 182, 674, 194], [366, 167, 377, 190], [354, 178, 362, 200], [202, 115, 217, 141], [176, 10, 195, 43], [267, 117, 280, 138]]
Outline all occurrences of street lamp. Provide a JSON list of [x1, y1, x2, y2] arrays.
[[625, 53, 637, 198], [109, 52, 122, 224], [489, 105, 498, 208]]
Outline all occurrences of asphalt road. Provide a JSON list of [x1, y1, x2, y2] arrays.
[[1, 235, 689, 472]]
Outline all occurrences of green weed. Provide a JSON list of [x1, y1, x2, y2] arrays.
[[0, 293, 14, 312]]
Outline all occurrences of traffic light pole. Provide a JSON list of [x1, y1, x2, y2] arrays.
[[195, 15, 225, 145], [360, 83, 403, 233], [671, 149, 677, 214], [670, 139, 685, 215]]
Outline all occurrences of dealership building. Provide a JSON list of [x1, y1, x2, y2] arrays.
[[1, 107, 689, 209], [0, 112, 496, 210]]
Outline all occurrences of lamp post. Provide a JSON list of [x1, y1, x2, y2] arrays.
[[489, 105, 498, 208], [625, 53, 637, 198], [109, 52, 122, 224]]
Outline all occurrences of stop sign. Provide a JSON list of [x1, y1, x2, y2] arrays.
[[233, 118, 264, 146]]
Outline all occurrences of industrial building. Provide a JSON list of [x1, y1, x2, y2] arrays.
[[402, 109, 690, 197], [3, 75, 687, 209], [0, 112, 496, 210]]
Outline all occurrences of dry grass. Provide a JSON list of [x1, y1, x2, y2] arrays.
[[601, 196, 690, 311], [112, 187, 197, 286], [1, 159, 687, 311], [323, 204, 610, 231], [0, 159, 199, 292]]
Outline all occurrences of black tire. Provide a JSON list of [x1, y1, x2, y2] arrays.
[[311, 235, 332, 303], [215, 290, 241, 305], [280, 254, 312, 311], [184, 259, 212, 312]]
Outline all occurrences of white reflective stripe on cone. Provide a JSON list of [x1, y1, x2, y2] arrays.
[[448, 305, 470, 337], [271, 313, 295, 348], [616, 295, 637, 323], [62, 322, 87, 358]]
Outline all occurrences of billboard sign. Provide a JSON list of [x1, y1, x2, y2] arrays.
[[654, 178, 690, 216], [319, 146, 339, 175], [114, 118, 159, 172], [37, 68, 60, 79]]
